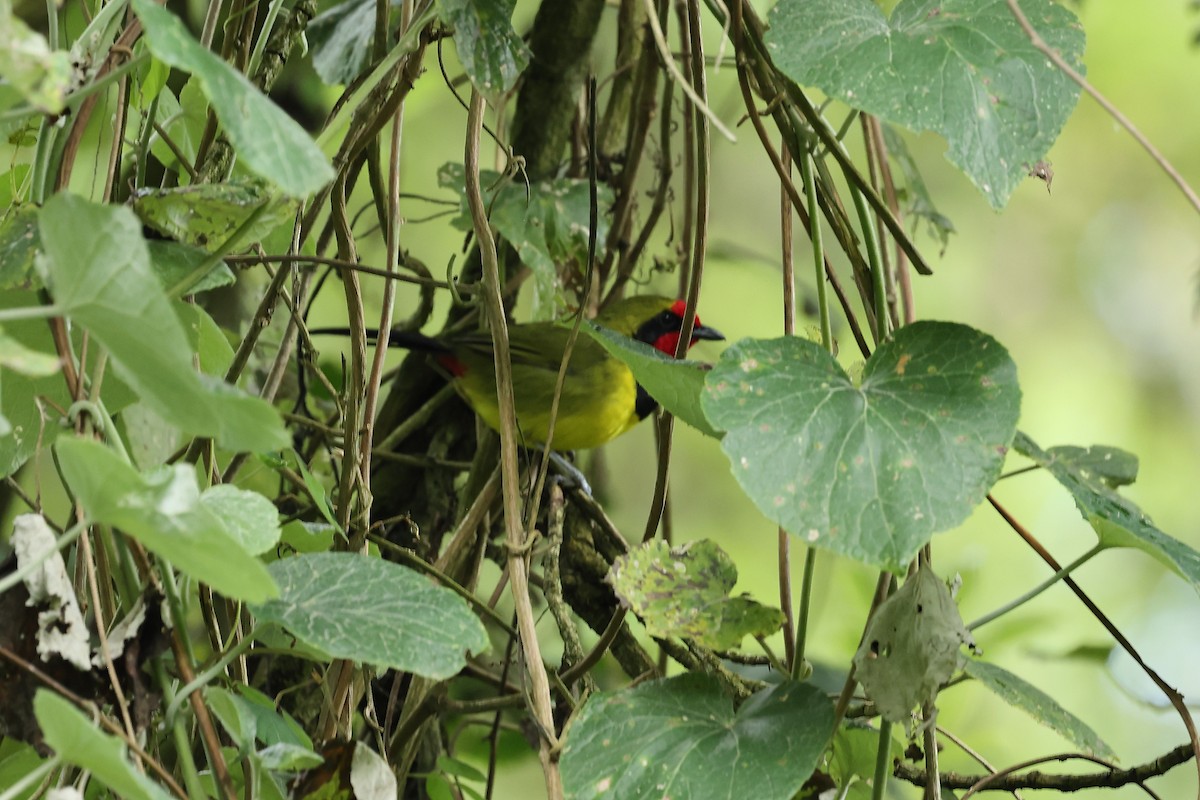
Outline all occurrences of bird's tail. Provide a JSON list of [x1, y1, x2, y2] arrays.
[[310, 327, 450, 354]]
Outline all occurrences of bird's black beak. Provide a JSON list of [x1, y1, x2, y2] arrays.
[[690, 323, 725, 342]]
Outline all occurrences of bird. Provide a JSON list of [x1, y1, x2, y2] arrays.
[[326, 296, 723, 451]]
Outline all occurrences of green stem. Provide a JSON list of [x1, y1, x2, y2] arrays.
[[792, 547, 818, 679], [316, 3, 437, 150], [842, 168, 889, 341], [799, 150, 832, 352], [967, 545, 1103, 631], [151, 658, 207, 799], [872, 719, 892, 800], [157, 556, 198, 668], [165, 632, 257, 726], [0, 55, 149, 126], [0, 755, 60, 800], [0, 304, 62, 323], [245, 0, 288, 78], [28, 118, 56, 204]]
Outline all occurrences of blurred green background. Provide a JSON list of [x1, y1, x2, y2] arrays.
[[7, 0, 1199, 795], [347, 1, 1200, 795]]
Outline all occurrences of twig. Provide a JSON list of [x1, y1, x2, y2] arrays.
[[988, 493, 1200, 795], [1005, 0, 1200, 216], [642, 0, 735, 141], [893, 744, 1195, 795], [466, 87, 563, 799]]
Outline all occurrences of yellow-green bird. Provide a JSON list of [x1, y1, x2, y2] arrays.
[[374, 296, 723, 450]]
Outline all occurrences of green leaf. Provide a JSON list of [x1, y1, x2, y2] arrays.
[[963, 658, 1115, 759], [119, 402, 183, 469], [134, 182, 298, 255], [292, 452, 342, 532], [0, 293, 63, 475], [251, 553, 489, 678], [829, 723, 903, 791], [280, 519, 338, 553], [349, 743, 397, 800], [437, 756, 486, 783], [1045, 443, 1138, 489], [439, 163, 611, 319], [55, 437, 279, 602], [607, 539, 784, 650], [583, 322, 721, 437], [0, 328, 59, 376], [147, 241, 236, 295], [0, 164, 33, 207], [308, 0, 381, 85], [201, 484, 282, 556], [176, 302, 236, 376], [235, 685, 314, 751], [258, 743, 325, 772], [0, 204, 39, 289], [1014, 432, 1200, 589], [142, 81, 207, 177], [703, 323, 1020, 572], [852, 565, 974, 723], [881, 125, 955, 252], [0, 8, 72, 113], [206, 686, 258, 753], [131, 0, 334, 197], [36, 194, 288, 453], [34, 690, 174, 800], [437, 0, 531, 97], [765, 0, 1085, 208], [561, 675, 834, 800], [0, 740, 46, 800]]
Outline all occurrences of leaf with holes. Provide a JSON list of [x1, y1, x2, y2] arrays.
[[703, 323, 1019, 572], [853, 566, 974, 722], [608, 539, 784, 650], [766, 0, 1084, 208]]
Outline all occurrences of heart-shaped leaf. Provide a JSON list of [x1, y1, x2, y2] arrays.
[[561, 675, 833, 800], [766, 0, 1085, 208], [703, 323, 1020, 572]]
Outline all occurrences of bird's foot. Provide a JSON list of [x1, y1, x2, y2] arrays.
[[547, 451, 592, 496]]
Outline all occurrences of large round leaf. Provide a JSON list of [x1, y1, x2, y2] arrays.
[[702, 322, 1019, 571], [765, 0, 1084, 209], [561, 675, 833, 800]]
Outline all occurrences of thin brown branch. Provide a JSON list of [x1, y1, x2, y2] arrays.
[[466, 87, 563, 799], [1005, 0, 1200, 217], [894, 743, 1195, 794], [0, 646, 188, 800], [988, 493, 1200, 796]]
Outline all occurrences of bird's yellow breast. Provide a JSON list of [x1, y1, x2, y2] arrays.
[[460, 356, 640, 451]]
